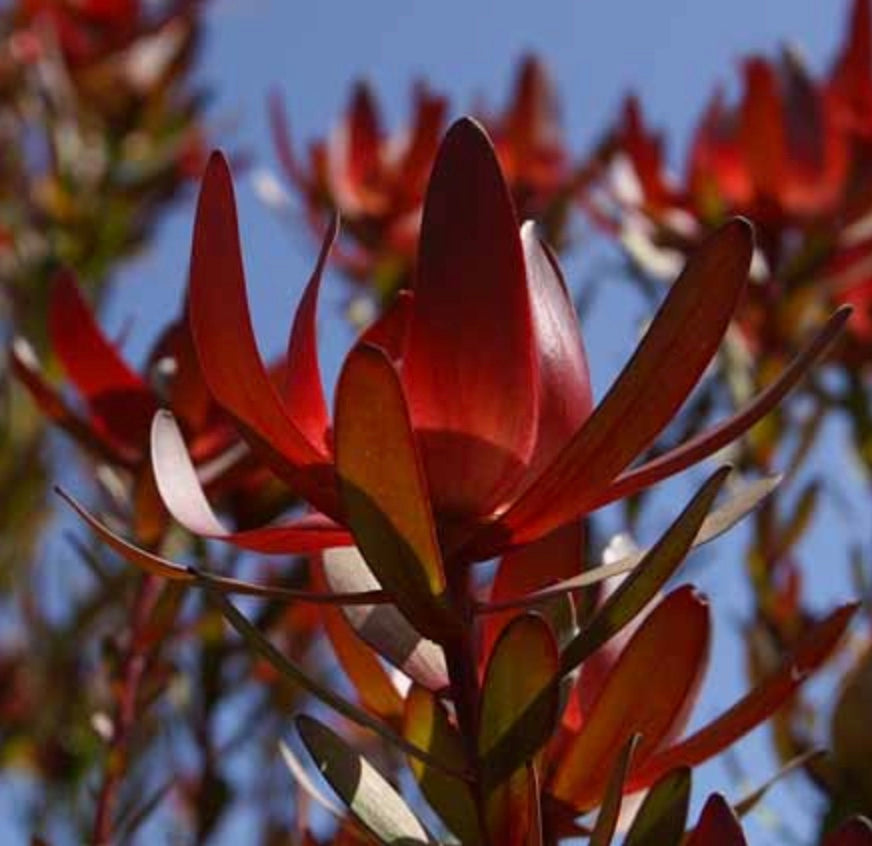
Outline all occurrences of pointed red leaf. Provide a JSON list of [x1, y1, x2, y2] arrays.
[[397, 84, 448, 195], [628, 603, 858, 790], [49, 270, 155, 447], [403, 118, 537, 521], [590, 307, 850, 510], [522, 224, 592, 479], [686, 794, 748, 846], [830, 0, 872, 132], [739, 58, 787, 203], [49, 270, 146, 400], [283, 213, 335, 452], [550, 587, 710, 811], [494, 219, 752, 548], [343, 83, 382, 192], [188, 152, 335, 511]]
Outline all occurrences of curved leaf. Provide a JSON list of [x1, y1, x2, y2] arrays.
[[152, 410, 351, 553], [58, 487, 368, 602], [629, 603, 858, 789], [496, 219, 753, 546], [403, 685, 481, 845], [591, 307, 850, 509], [335, 344, 450, 639], [297, 715, 432, 845], [188, 152, 337, 514], [478, 474, 776, 615], [559, 467, 728, 676], [623, 767, 691, 846], [551, 587, 710, 810]]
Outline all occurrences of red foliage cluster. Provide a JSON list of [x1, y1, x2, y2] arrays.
[[597, 0, 872, 364], [7, 1, 872, 843], [270, 58, 581, 295], [52, 120, 858, 843]]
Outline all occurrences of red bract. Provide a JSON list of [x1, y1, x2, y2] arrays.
[[87, 117, 848, 633]]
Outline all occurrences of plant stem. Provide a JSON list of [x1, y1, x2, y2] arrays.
[[91, 572, 162, 846], [444, 563, 491, 845]]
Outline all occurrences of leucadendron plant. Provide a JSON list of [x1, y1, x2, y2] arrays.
[[66, 118, 859, 844]]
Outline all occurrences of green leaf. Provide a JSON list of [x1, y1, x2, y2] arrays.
[[403, 685, 481, 845], [334, 344, 453, 640], [297, 715, 432, 845], [623, 767, 691, 846], [478, 614, 559, 792], [477, 474, 777, 615], [194, 569, 466, 778], [560, 466, 730, 675], [589, 734, 640, 846]]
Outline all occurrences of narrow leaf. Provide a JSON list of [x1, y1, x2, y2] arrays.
[[403, 685, 481, 845], [498, 219, 753, 546], [198, 571, 466, 777], [589, 734, 641, 846], [297, 715, 432, 845], [283, 212, 336, 449], [560, 467, 729, 676], [335, 344, 450, 639], [591, 307, 850, 510], [628, 603, 858, 789], [623, 767, 691, 846], [59, 488, 366, 602], [478, 474, 777, 615]]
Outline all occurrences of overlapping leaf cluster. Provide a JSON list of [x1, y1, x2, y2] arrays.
[[5, 1, 872, 844]]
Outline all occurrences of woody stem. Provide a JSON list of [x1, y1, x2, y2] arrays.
[[443, 563, 491, 845]]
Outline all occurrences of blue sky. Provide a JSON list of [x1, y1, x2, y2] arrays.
[[97, 1, 865, 843]]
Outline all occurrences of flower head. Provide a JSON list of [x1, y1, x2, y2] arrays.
[[129, 118, 847, 637]]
